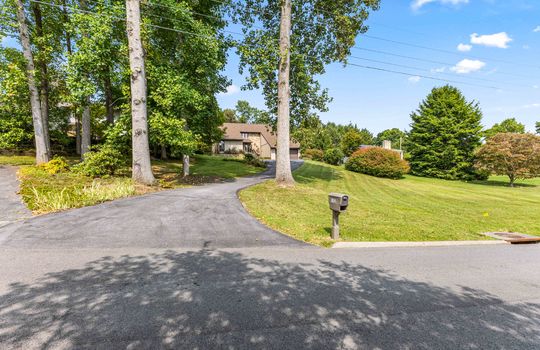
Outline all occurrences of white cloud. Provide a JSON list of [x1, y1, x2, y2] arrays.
[[470, 32, 512, 49], [534, 26, 540, 32], [220, 84, 240, 96], [457, 43, 472, 52], [430, 67, 446, 73], [450, 59, 486, 74], [523, 45, 530, 50], [523, 103, 540, 109], [408, 76, 421, 83], [411, 0, 468, 10], [533, 85, 539, 89]]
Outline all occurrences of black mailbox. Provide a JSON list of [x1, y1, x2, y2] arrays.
[[329, 193, 349, 212]]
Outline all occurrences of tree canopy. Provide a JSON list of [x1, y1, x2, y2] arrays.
[[408, 85, 483, 180], [475, 133, 540, 186], [483, 118, 525, 139]]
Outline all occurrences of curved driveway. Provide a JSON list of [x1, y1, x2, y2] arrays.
[[0, 161, 308, 249]]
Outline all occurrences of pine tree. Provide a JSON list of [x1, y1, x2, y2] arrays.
[[408, 85, 483, 180]]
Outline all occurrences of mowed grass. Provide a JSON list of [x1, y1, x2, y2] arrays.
[[0, 155, 35, 166], [10, 154, 264, 214], [239, 161, 540, 246]]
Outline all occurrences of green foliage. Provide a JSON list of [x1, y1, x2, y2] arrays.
[[38, 156, 69, 174], [73, 146, 128, 177], [323, 148, 344, 165], [535, 121, 539, 134], [149, 113, 200, 157], [235, 100, 272, 124], [0, 47, 33, 150], [475, 133, 540, 186], [231, 0, 380, 125], [345, 148, 410, 179], [408, 85, 483, 180], [341, 129, 373, 156], [302, 149, 324, 161], [483, 118, 525, 139], [243, 153, 266, 168], [19, 165, 135, 214]]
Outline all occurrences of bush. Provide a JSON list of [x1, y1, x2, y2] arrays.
[[39, 156, 69, 174], [345, 147, 410, 179], [73, 146, 128, 177], [302, 149, 324, 161], [323, 148, 344, 165], [243, 153, 266, 168]]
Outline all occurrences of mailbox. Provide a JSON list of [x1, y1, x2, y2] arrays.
[[329, 193, 349, 212]]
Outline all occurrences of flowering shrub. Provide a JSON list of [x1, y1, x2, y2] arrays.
[[345, 147, 409, 179]]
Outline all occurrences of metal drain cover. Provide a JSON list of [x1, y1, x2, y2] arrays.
[[483, 232, 540, 244]]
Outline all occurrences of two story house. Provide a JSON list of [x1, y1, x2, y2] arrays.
[[214, 123, 301, 160]]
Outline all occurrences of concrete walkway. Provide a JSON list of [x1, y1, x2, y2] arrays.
[[0, 161, 307, 249], [0, 166, 31, 228]]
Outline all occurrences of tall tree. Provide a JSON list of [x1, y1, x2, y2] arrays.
[[535, 121, 539, 134], [15, 0, 49, 164], [30, 2, 51, 156], [231, 0, 381, 185], [408, 85, 483, 180], [126, 0, 154, 184], [374, 128, 407, 150], [483, 117, 525, 139]]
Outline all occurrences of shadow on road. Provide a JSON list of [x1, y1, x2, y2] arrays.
[[0, 250, 538, 349]]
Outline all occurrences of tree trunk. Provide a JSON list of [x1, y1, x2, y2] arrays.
[[81, 98, 91, 157], [126, 0, 155, 185], [183, 154, 190, 177], [31, 2, 51, 158], [75, 114, 81, 155], [104, 69, 114, 124], [160, 145, 167, 160], [275, 0, 294, 186], [15, 0, 49, 164]]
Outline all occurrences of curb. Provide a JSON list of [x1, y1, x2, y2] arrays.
[[332, 241, 507, 248]]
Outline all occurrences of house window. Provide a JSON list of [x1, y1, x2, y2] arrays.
[[243, 143, 252, 153], [241, 132, 249, 139], [218, 141, 225, 153]]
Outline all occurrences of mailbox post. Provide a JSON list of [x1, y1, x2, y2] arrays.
[[328, 193, 349, 240]]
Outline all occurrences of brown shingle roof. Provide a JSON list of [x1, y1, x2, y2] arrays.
[[221, 123, 300, 148]]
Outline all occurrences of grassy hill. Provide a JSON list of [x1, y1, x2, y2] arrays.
[[239, 161, 540, 246]]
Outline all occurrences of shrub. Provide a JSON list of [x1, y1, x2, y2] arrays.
[[345, 147, 410, 179], [323, 148, 344, 165], [73, 146, 128, 177], [243, 153, 266, 168], [302, 149, 324, 161], [39, 156, 69, 174]]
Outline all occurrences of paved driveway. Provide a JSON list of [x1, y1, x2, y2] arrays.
[[0, 166, 31, 228], [0, 161, 307, 249]]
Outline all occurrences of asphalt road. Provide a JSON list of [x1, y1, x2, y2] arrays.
[[0, 161, 539, 349]]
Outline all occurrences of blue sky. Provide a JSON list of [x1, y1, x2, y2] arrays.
[[217, 0, 540, 134]]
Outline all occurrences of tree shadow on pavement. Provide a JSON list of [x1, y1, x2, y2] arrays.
[[0, 250, 538, 349]]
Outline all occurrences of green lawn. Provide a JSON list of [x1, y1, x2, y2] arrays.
[[239, 161, 540, 246], [5, 154, 265, 214]]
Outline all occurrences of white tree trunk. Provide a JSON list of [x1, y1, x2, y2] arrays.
[[126, 0, 155, 185], [81, 98, 91, 157], [15, 0, 49, 164], [183, 155, 190, 177], [275, 0, 294, 186]]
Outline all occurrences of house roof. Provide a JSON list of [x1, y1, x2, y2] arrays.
[[221, 123, 300, 148]]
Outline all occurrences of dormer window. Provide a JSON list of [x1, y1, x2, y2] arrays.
[[241, 132, 249, 139]]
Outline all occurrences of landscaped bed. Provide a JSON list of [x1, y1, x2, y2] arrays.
[[239, 161, 540, 247], [3, 155, 265, 214]]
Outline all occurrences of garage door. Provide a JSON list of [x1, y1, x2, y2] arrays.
[[289, 149, 299, 160]]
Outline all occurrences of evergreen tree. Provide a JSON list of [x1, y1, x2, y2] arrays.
[[408, 85, 483, 180]]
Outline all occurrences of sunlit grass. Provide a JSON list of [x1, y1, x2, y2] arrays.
[[0, 155, 35, 166], [239, 161, 540, 246]]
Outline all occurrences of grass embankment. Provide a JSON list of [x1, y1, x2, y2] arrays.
[[239, 161, 540, 246], [2, 155, 264, 214]]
